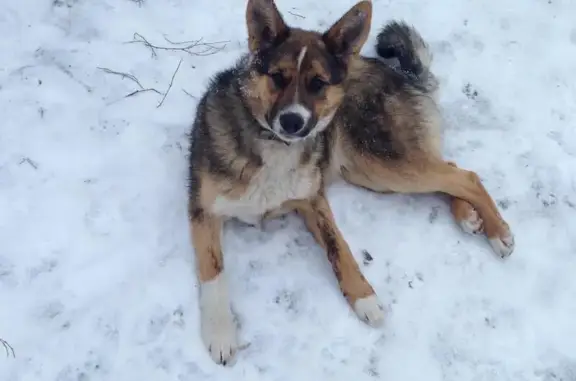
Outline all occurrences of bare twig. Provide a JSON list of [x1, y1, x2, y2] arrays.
[[98, 67, 162, 99], [54, 62, 93, 93], [1, 339, 15, 358], [163, 35, 229, 48], [162, 36, 204, 45], [130, 0, 144, 6], [125, 88, 162, 98], [182, 89, 196, 99], [20, 157, 38, 170], [97, 67, 145, 89], [126, 33, 228, 58], [157, 58, 183, 108], [288, 10, 305, 19], [101, 32, 225, 106]]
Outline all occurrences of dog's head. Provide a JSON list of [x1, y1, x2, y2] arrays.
[[242, 0, 372, 143]]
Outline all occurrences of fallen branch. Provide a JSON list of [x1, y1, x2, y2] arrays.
[[182, 89, 196, 99], [1, 338, 15, 358], [125, 88, 162, 98], [126, 33, 228, 58], [101, 33, 226, 107], [97, 67, 162, 99], [97, 67, 144, 88], [157, 58, 183, 108], [54, 62, 93, 93], [98, 59, 182, 108], [288, 10, 305, 19], [19, 157, 39, 170]]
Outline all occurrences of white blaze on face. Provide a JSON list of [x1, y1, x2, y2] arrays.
[[273, 46, 312, 136], [296, 46, 308, 72], [294, 46, 308, 103]]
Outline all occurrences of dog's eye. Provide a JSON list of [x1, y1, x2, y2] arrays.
[[269, 72, 287, 89], [308, 76, 327, 94]]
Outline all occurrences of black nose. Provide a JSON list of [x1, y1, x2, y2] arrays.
[[279, 113, 304, 134]]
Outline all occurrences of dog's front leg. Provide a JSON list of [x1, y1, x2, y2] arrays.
[[292, 195, 385, 327], [189, 207, 238, 366]]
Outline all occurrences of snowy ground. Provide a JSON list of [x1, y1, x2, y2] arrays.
[[1, 0, 576, 380]]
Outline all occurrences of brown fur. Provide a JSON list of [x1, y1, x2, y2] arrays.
[[189, 208, 223, 282]]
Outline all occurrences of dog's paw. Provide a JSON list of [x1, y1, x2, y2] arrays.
[[459, 208, 484, 235], [201, 307, 239, 366], [200, 275, 239, 366], [354, 294, 385, 328], [489, 228, 515, 258]]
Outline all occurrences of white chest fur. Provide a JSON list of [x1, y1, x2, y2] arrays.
[[211, 141, 320, 224]]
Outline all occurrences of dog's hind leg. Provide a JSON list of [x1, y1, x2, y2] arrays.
[[340, 159, 514, 258], [446, 161, 485, 235], [340, 161, 481, 234]]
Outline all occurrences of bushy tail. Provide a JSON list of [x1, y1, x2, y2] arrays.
[[375, 21, 438, 94]]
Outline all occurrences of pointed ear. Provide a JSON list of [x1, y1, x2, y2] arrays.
[[322, 1, 372, 58], [246, 0, 290, 53]]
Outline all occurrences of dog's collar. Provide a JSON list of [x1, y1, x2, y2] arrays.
[[259, 128, 291, 146]]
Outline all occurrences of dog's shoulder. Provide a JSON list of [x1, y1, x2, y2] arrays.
[[205, 54, 250, 95], [189, 54, 255, 155]]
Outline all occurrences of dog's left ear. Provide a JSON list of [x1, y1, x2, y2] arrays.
[[246, 0, 289, 53], [323, 1, 372, 58]]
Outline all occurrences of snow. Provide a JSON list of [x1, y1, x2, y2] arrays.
[[1, 0, 576, 379]]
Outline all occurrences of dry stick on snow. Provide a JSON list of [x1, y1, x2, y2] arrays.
[[97, 67, 162, 99], [97, 61, 181, 108], [157, 58, 183, 108], [162, 35, 229, 50], [97, 67, 143, 87], [124, 88, 161, 98], [19, 157, 38, 170], [100, 34, 226, 106], [288, 10, 305, 19], [182, 89, 196, 99], [1, 338, 15, 358], [126, 33, 228, 58]]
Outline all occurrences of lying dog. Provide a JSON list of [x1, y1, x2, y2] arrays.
[[187, 0, 514, 365]]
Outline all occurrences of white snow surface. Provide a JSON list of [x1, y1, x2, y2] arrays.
[[1, 0, 576, 380]]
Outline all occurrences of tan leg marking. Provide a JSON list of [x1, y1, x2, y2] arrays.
[[446, 161, 484, 235], [288, 196, 384, 327], [189, 208, 238, 366], [190, 208, 224, 282]]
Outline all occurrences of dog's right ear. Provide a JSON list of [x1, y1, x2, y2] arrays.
[[246, 0, 289, 53]]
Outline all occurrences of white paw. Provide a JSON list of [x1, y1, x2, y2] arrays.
[[489, 232, 515, 258], [200, 274, 239, 366], [459, 208, 483, 235], [201, 309, 238, 366], [354, 294, 385, 327]]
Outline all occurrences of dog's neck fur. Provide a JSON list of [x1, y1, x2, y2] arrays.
[[210, 128, 325, 224]]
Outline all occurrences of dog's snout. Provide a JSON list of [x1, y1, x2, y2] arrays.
[[279, 113, 304, 134]]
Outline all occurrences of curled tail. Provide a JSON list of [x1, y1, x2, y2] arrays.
[[375, 21, 438, 94]]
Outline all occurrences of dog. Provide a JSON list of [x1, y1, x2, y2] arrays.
[[187, 0, 514, 365]]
